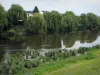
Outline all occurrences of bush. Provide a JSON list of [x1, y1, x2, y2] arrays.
[[31, 60, 40, 67], [85, 53, 95, 60], [7, 29, 15, 36], [24, 61, 32, 69], [25, 60, 40, 69]]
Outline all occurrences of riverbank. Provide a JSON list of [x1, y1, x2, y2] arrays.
[[1, 45, 100, 75], [27, 47, 100, 75]]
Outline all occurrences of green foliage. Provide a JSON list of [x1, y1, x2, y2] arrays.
[[0, 45, 100, 75], [85, 53, 95, 60], [7, 29, 15, 36], [1, 4, 100, 34], [25, 61, 32, 69], [78, 47, 89, 54], [61, 11, 78, 32], [0, 5, 8, 32], [7, 4, 27, 27], [25, 13, 46, 33], [97, 17, 100, 26], [87, 13, 100, 30], [45, 49, 77, 61], [79, 14, 88, 30], [31, 50, 40, 59], [0, 53, 25, 74], [33, 6, 39, 13], [29, 49, 100, 75], [43, 11, 62, 33]]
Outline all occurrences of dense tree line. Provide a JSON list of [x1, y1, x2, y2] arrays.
[[0, 4, 100, 34], [0, 5, 8, 32]]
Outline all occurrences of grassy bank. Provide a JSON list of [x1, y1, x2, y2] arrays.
[[1, 46, 100, 75], [27, 49, 100, 75]]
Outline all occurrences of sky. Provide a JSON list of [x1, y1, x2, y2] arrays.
[[1, 0, 100, 16]]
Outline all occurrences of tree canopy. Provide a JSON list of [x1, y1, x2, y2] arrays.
[[86, 13, 100, 30], [61, 11, 78, 31], [33, 6, 39, 14], [0, 5, 8, 32], [79, 14, 88, 30], [25, 13, 46, 33], [43, 11, 62, 33], [0, 4, 100, 34], [7, 4, 27, 27]]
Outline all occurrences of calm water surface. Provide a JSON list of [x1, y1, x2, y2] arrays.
[[0, 31, 100, 61]]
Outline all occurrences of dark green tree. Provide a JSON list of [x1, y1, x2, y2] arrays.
[[43, 11, 62, 33], [25, 13, 46, 33], [61, 11, 78, 32], [7, 4, 27, 27], [79, 13, 88, 30], [0, 5, 8, 32], [87, 13, 100, 30], [97, 17, 100, 27], [33, 6, 39, 14]]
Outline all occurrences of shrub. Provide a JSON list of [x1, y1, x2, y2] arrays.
[[25, 60, 40, 68], [31, 60, 40, 67], [24, 61, 32, 69], [85, 53, 95, 60], [7, 29, 15, 36]]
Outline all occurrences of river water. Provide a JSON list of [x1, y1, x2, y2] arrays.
[[0, 31, 100, 62]]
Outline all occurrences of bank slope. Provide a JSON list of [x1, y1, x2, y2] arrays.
[[29, 49, 100, 75]]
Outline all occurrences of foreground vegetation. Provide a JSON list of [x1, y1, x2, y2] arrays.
[[0, 4, 100, 35], [0, 45, 100, 75], [29, 47, 100, 75]]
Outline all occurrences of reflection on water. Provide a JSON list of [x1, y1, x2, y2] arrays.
[[0, 31, 100, 59], [62, 36, 100, 50], [0, 31, 100, 51]]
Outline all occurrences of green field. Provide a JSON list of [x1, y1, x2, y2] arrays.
[[28, 49, 100, 75]]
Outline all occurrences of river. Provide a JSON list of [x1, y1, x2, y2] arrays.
[[0, 31, 100, 62]]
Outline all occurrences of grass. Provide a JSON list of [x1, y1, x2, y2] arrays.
[[48, 57, 100, 75], [26, 49, 100, 75]]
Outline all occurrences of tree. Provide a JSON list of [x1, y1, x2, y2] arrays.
[[43, 11, 62, 33], [33, 6, 39, 14], [0, 5, 8, 32], [79, 13, 88, 30], [7, 4, 27, 27], [87, 13, 100, 30], [25, 13, 46, 33], [61, 11, 78, 31], [97, 17, 100, 28]]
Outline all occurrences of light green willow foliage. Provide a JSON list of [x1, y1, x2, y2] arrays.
[[25, 13, 46, 33], [43, 11, 62, 33]]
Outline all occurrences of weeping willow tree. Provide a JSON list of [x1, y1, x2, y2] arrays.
[[43, 11, 62, 33], [7, 4, 27, 27], [25, 13, 46, 33], [0, 5, 8, 32]]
